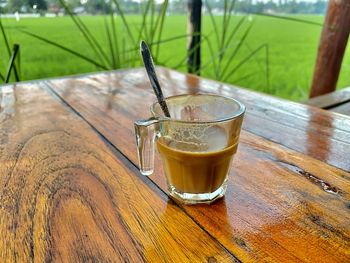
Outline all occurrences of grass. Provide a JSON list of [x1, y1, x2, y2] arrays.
[[0, 14, 349, 101]]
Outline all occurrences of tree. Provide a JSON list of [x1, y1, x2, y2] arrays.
[[84, 0, 104, 14], [8, 0, 25, 12], [28, 0, 47, 10]]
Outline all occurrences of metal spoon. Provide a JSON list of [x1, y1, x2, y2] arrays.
[[140, 40, 171, 118]]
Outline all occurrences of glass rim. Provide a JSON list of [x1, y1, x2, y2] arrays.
[[150, 93, 245, 124]]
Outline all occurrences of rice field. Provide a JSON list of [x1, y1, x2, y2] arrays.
[[1, 14, 349, 101]]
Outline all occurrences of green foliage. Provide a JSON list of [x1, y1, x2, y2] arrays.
[[200, 0, 269, 91], [205, 0, 327, 15], [0, 17, 20, 83], [4, 44, 20, 83], [7, 0, 24, 12], [28, 0, 47, 10], [8, 0, 47, 12], [2, 11, 348, 101], [2, 0, 328, 16], [20, 0, 178, 70]]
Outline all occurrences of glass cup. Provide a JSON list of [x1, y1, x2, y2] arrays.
[[134, 94, 245, 204]]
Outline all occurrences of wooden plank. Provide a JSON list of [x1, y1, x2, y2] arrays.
[[47, 68, 350, 171], [331, 101, 350, 116], [46, 69, 350, 262], [0, 83, 238, 262], [306, 87, 350, 109], [309, 0, 350, 98]]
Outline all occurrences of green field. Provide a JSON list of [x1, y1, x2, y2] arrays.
[[1, 14, 349, 101]]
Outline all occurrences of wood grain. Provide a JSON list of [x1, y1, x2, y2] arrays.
[[0, 83, 237, 262], [46, 68, 350, 262], [330, 101, 350, 116], [47, 68, 350, 171], [306, 86, 350, 109]]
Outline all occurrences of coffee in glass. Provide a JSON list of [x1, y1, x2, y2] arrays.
[[134, 94, 245, 204]]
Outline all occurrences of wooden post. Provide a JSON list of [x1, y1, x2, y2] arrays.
[[187, 0, 202, 75], [309, 0, 350, 98]]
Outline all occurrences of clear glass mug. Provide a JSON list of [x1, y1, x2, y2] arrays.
[[134, 94, 245, 204]]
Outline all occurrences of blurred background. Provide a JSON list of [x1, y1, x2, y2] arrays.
[[1, 0, 346, 101]]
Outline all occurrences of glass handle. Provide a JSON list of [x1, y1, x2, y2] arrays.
[[134, 117, 160, 176]]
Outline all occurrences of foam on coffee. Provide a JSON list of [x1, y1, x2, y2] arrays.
[[161, 125, 228, 152]]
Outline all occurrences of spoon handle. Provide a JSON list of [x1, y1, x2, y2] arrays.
[[140, 41, 171, 118]]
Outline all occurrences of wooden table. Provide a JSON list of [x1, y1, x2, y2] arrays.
[[307, 86, 350, 116], [1, 67, 349, 262]]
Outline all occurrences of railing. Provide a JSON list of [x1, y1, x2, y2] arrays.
[[187, 0, 350, 99]]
